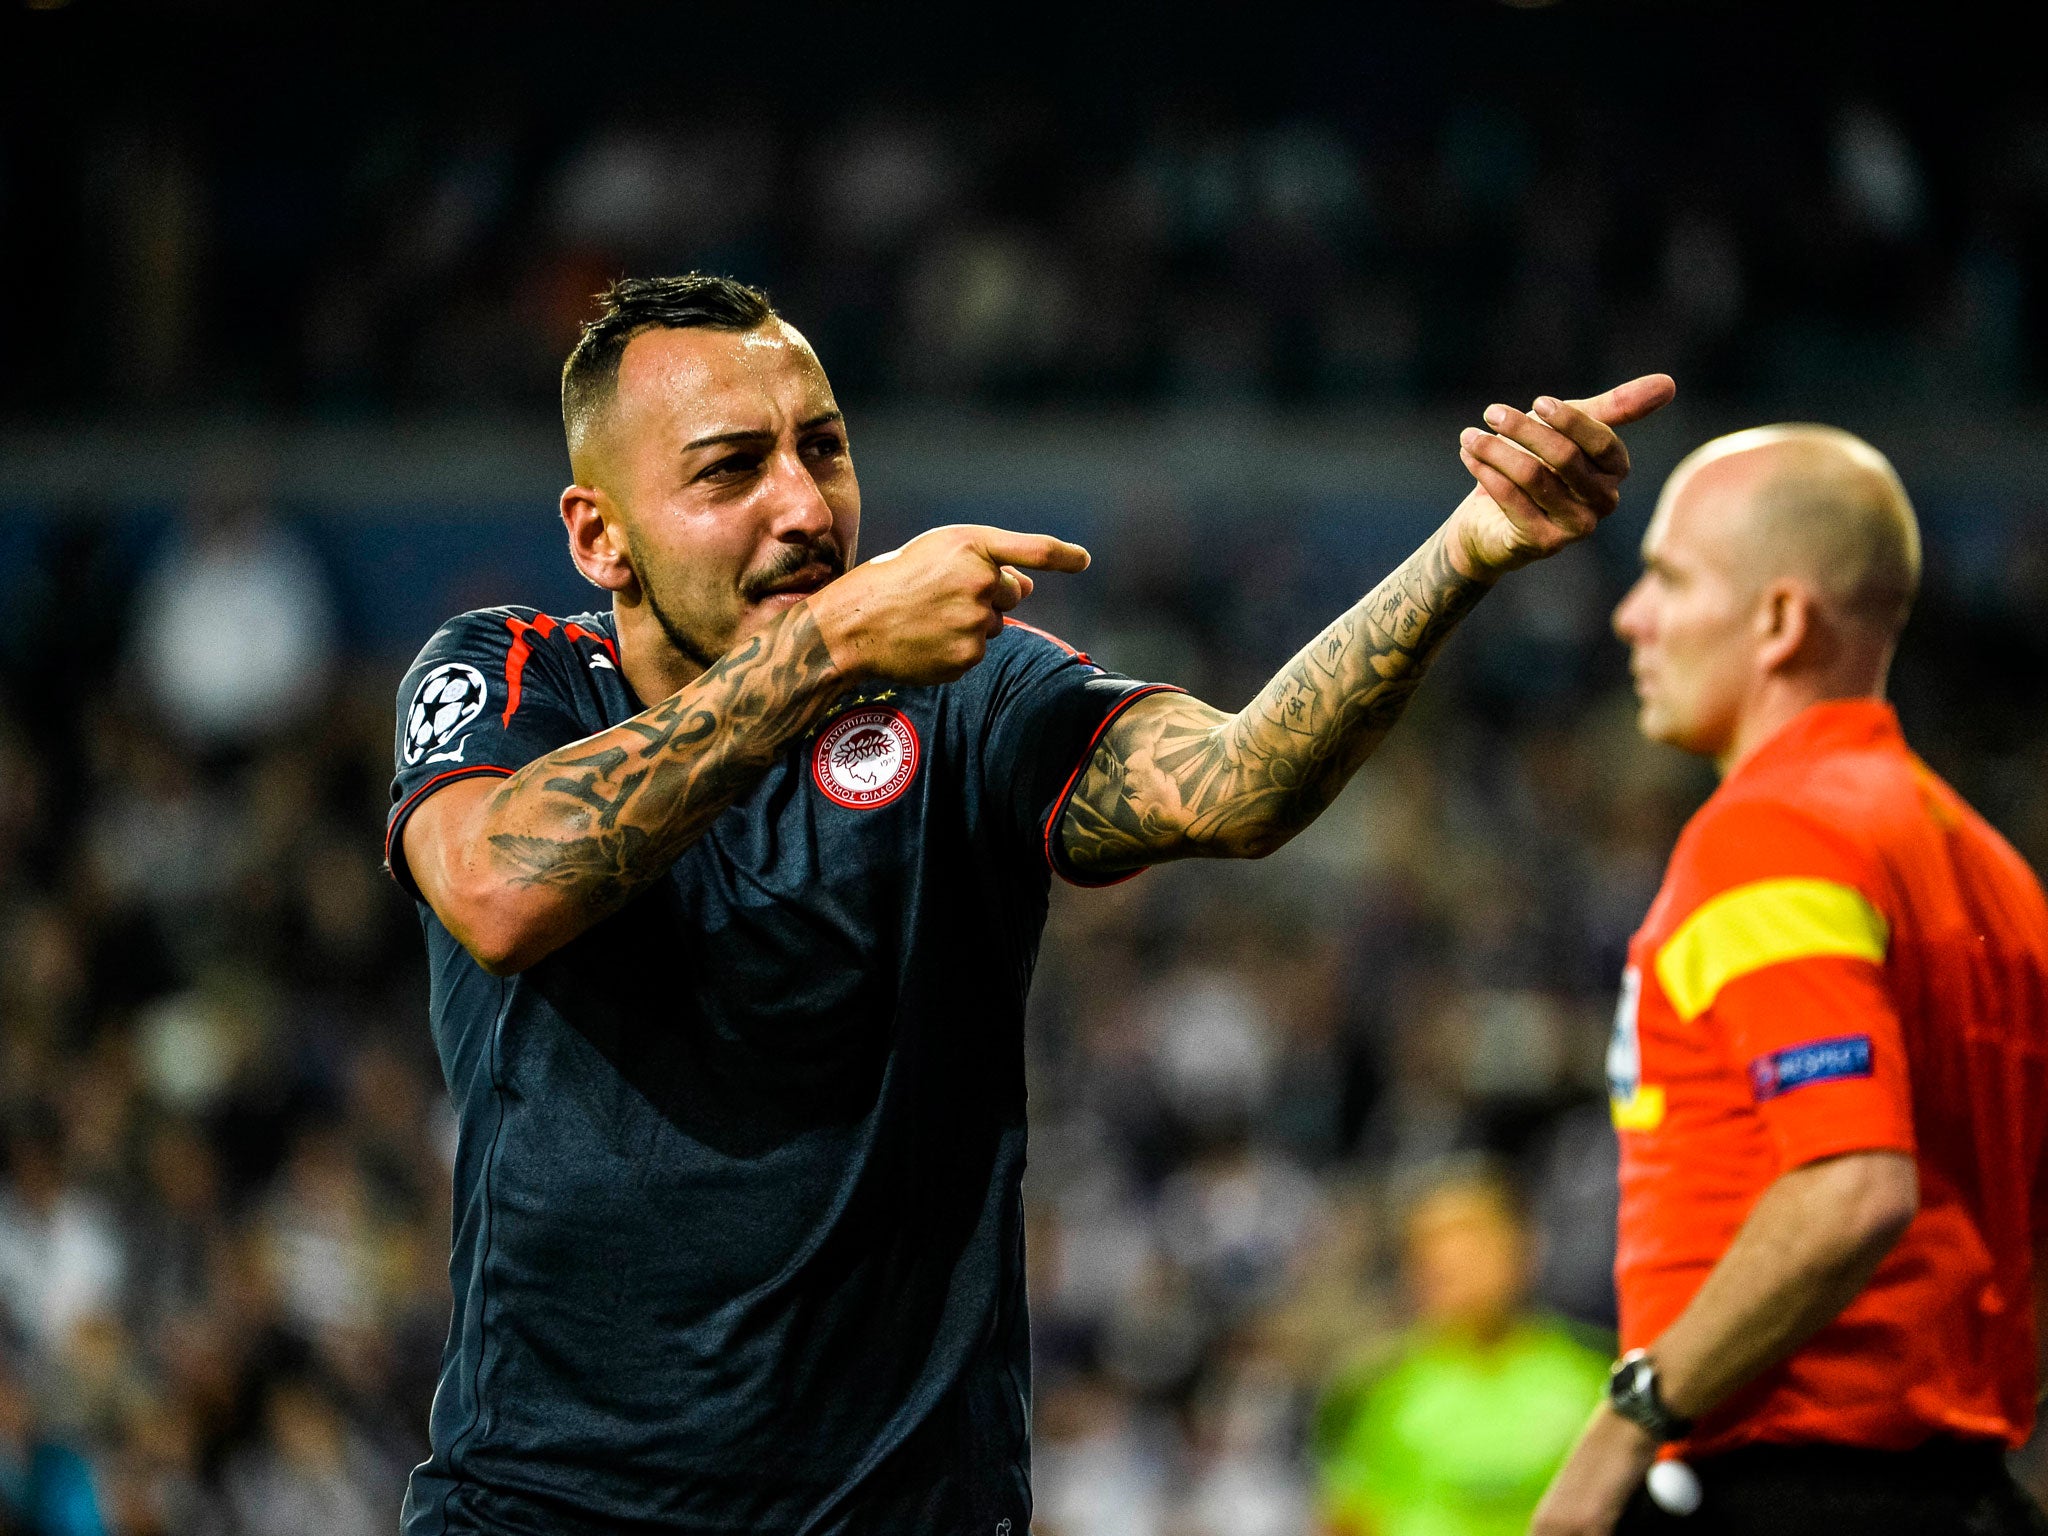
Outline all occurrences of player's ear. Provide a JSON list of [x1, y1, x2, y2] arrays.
[[562, 485, 637, 594]]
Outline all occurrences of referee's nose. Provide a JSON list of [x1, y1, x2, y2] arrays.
[[1613, 572, 1653, 647]]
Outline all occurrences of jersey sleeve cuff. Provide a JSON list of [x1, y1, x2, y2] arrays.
[[1041, 684, 1186, 888], [383, 765, 515, 900]]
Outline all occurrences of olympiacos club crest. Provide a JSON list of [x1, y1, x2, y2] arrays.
[[812, 706, 920, 809]]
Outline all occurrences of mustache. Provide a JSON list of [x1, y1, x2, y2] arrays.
[[739, 540, 845, 601]]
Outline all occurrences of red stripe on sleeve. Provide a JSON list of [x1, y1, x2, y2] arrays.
[[560, 621, 620, 666], [382, 765, 516, 888], [500, 613, 559, 726], [503, 614, 619, 725], [1041, 684, 1185, 888], [1002, 616, 1092, 666]]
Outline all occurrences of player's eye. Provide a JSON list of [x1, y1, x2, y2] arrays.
[[697, 452, 763, 483], [801, 432, 847, 463]]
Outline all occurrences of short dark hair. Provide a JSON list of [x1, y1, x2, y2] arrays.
[[561, 273, 777, 460]]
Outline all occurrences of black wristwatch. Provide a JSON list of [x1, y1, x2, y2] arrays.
[[1607, 1349, 1694, 1441]]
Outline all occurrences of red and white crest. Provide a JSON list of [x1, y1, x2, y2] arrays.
[[812, 706, 920, 810]]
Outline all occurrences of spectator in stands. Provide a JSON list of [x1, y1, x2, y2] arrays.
[[128, 458, 337, 752], [1312, 1165, 1607, 1536]]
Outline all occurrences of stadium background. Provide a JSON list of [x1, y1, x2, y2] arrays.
[[3, 4, 2046, 1532]]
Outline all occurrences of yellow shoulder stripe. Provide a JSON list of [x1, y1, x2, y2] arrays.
[[1654, 877, 1888, 1023]]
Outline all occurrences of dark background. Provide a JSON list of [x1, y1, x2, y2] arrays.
[[2, 4, 2044, 1533]]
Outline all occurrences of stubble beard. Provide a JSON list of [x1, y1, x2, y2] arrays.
[[640, 537, 847, 674], [645, 592, 722, 674]]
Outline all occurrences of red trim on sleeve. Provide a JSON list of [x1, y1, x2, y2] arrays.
[[559, 620, 620, 666], [382, 765, 515, 890], [1041, 684, 1185, 888], [500, 613, 620, 726], [1002, 616, 1092, 666], [500, 613, 558, 726]]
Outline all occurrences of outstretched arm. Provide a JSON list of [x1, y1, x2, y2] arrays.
[[406, 525, 1089, 973], [1057, 376, 1675, 878], [1058, 522, 1483, 867]]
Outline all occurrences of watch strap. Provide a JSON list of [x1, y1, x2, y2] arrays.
[[1608, 1349, 1694, 1441]]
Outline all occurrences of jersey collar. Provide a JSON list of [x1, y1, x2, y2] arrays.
[[1726, 697, 1902, 789]]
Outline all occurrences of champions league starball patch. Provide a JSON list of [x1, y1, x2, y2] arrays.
[[403, 662, 489, 766], [812, 706, 920, 810]]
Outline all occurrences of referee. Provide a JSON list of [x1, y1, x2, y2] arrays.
[[1532, 426, 2048, 1535], [383, 272, 1670, 1535]]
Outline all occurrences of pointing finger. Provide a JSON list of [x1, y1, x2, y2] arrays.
[[974, 528, 1092, 574], [1567, 373, 1676, 429], [1536, 374, 1676, 477]]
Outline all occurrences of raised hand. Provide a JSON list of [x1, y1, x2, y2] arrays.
[[807, 524, 1091, 685], [1450, 373, 1677, 580]]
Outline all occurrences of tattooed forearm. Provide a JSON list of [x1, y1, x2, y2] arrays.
[[1061, 525, 1486, 875], [480, 604, 841, 921]]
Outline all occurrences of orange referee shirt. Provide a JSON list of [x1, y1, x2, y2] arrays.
[[1611, 699, 2048, 1456]]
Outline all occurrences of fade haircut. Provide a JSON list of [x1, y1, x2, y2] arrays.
[[560, 273, 777, 465]]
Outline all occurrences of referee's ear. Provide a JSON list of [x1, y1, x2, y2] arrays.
[[562, 484, 637, 594], [1754, 576, 1819, 677]]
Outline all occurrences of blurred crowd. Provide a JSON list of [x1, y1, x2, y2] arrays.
[[1, 497, 442, 1535], [8, 8, 2048, 1535], [3, 466, 2045, 1535], [11, 8, 2048, 420]]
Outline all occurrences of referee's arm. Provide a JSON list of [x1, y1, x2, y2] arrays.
[[1530, 1150, 1917, 1536], [1652, 1150, 1918, 1420], [1055, 375, 1675, 879]]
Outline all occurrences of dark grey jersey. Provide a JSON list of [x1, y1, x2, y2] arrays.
[[385, 606, 1169, 1535]]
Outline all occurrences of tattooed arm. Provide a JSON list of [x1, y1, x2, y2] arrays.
[[1058, 376, 1676, 878], [1059, 523, 1483, 871], [404, 524, 1091, 973], [403, 604, 843, 972]]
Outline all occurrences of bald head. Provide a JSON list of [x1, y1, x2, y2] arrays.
[[1617, 424, 1920, 768], [1657, 424, 1921, 640]]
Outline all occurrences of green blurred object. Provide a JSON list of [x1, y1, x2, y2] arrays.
[[1313, 1319, 1609, 1536]]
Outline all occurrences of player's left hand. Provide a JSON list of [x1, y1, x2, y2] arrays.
[[1449, 373, 1676, 581], [1527, 1405, 1660, 1536]]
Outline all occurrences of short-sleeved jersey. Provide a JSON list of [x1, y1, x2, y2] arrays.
[[1609, 700, 2048, 1456], [384, 605, 1172, 1536]]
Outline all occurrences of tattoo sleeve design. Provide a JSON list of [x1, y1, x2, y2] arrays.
[[1060, 527, 1487, 876], [481, 606, 839, 920]]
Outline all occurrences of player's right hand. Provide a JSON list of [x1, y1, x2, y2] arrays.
[[1449, 373, 1676, 580], [805, 523, 1091, 685]]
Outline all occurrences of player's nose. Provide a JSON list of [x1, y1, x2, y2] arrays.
[[764, 449, 836, 537]]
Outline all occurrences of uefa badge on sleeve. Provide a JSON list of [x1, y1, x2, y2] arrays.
[[404, 662, 489, 766], [812, 706, 920, 810]]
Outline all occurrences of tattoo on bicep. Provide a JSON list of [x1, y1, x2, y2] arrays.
[[1063, 528, 1485, 873]]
